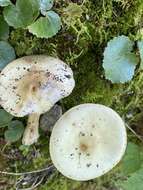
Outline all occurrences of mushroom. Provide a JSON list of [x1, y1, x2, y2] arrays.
[[50, 104, 127, 181], [0, 55, 75, 145]]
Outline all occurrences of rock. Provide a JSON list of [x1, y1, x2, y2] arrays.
[[40, 105, 62, 132]]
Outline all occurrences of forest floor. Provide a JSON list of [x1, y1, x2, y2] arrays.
[[0, 0, 143, 189]]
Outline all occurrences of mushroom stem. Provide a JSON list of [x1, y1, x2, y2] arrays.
[[22, 113, 41, 145]]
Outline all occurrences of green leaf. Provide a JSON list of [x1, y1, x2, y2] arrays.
[[120, 168, 143, 190], [103, 35, 138, 83], [0, 41, 16, 69], [3, 0, 39, 28], [0, 15, 9, 40], [0, 109, 13, 128], [39, 0, 54, 13], [28, 10, 61, 38], [0, 0, 11, 6], [5, 120, 24, 142], [120, 142, 141, 175], [138, 40, 143, 69]]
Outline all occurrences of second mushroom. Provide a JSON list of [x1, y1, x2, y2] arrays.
[[0, 55, 75, 145]]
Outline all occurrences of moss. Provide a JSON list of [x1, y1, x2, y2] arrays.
[[9, 29, 58, 57], [1, 0, 143, 189], [39, 173, 81, 190]]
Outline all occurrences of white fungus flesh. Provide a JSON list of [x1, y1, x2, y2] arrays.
[[0, 55, 75, 145], [0, 55, 75, 117], [50, 104, 127, 181]]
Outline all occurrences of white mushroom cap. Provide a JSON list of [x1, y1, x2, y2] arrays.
[[0, 55, 75, 117], [50, 104, 127, 181]]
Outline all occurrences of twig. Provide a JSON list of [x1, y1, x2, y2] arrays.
[[125, 123, 143, 143], [0, 165, 56, 176], [15, 176, 45, 190]]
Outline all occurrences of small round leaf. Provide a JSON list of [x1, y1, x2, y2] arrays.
[[120, 142, 141, 175], [0, 0, 11, 7], [0, 41, 16, 69], [0, 15, 9, 40], [28, 11, 61, 38], [103, 36, 138, 83], [5, 120, 24, 142], [0, 109, 13, 128], [39, 0, 54, 13], [3, 0, 39, 28]]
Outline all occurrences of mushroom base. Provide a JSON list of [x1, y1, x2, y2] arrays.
[[22, 113, 40, 145]]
